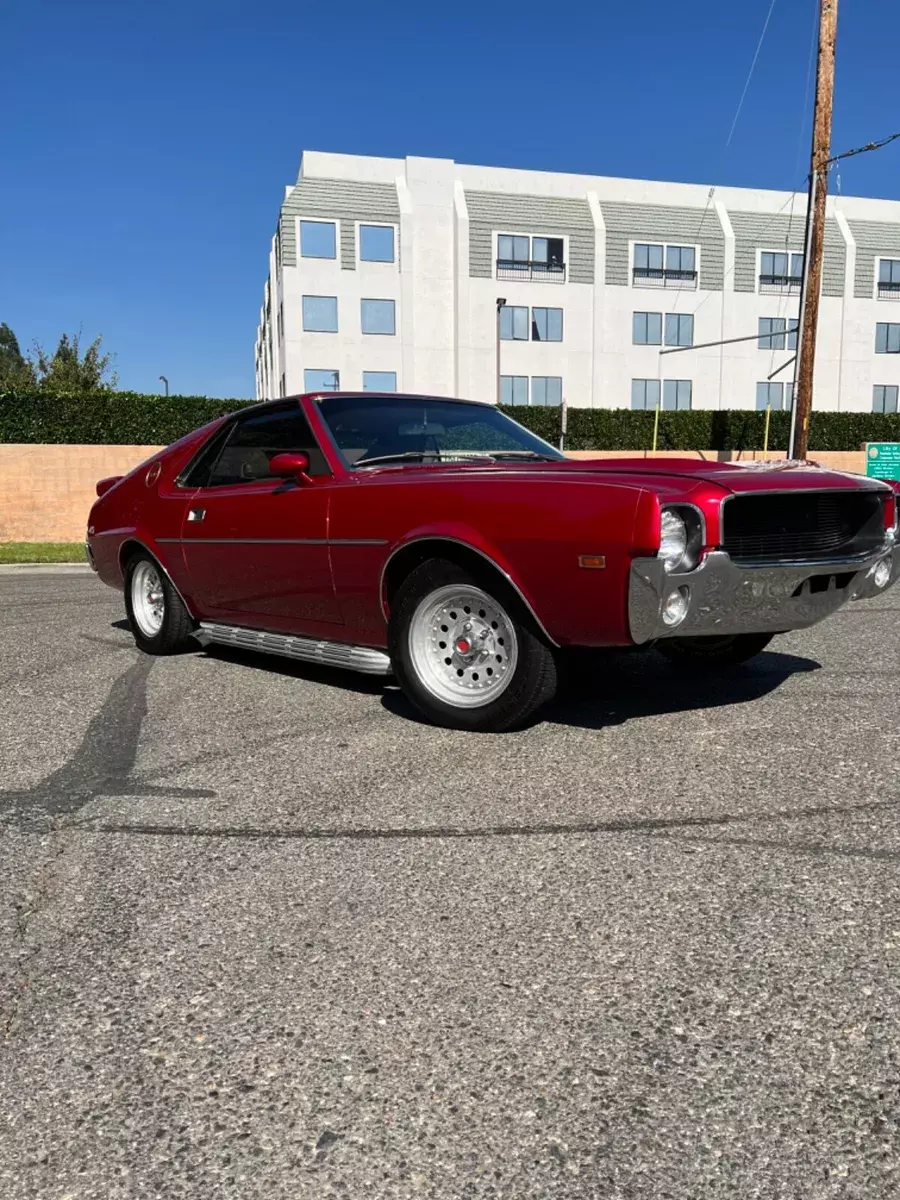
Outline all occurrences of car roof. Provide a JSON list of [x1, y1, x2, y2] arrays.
[[246, 391, 493, 414]]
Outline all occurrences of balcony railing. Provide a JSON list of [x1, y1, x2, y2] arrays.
[[496, 258, 566, 283], [632, 267, 698, 290], [759, 273, 803, 295], [877, 280, 900, 300]]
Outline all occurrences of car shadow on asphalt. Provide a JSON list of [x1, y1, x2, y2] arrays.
[[188, 640, 820, 731], [543, 648, 821, 731], [200, 644, 390, 695], [379, 647, 821, 731]]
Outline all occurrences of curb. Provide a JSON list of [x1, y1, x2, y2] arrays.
[[0, 563, 94, 575]]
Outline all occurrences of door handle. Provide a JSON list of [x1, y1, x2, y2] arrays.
[[187, 508, 206, 522]]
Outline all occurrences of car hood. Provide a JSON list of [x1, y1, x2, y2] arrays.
[[358, 456, 886, 498], [533, 456, 885, 495]]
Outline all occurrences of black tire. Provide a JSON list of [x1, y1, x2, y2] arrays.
[[388, 558, 557, 732], [124, 552, 195, 656], [655, 632, 775, 668]]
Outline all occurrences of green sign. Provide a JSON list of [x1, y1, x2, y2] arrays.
[[865, 442, 900, 481]]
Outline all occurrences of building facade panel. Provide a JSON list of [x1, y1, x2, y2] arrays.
[[600, 202, 725, 290], [848, 220, 900, 299], [465, 191, 594, 283], [729, 210, 846, 297], [279, 178, 400, 270]]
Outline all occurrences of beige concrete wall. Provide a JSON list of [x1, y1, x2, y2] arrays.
[[0, 444, 163, 543], [0, 443, 870, 544]]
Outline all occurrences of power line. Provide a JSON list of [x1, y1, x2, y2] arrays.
[[725, 0, 779, 150], [828, 130, 900, 166], [788, 0, 820, 244], [674, 0, 781, 321]]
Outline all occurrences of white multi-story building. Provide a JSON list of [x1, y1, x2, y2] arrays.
[[255, 151, 900, 415]]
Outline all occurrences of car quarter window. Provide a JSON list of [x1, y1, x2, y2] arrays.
[[195, 408, 330, 487]]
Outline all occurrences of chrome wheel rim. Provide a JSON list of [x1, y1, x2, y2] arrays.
[[408, 585, 518, 708], [131, 561, 165, 637]]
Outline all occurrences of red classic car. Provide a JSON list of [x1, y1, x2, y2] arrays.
[[87, 392, 899, 731]]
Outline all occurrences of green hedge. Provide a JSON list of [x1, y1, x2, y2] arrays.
[[510, 407, 900, 452], [0, 392, 252, 445], [2, 391, 900, 451]]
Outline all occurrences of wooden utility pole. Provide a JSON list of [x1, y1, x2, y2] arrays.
[[791, 0, 839, 460]]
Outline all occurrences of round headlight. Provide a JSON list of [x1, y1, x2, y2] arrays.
[[659, 509, 688, 573]]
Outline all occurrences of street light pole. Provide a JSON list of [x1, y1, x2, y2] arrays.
[[158, 375, 169, 397], [496, 298, 507, 405]]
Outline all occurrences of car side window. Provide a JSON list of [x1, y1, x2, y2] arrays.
[[199, 409, 330, 488], [179, 421, 237, 488]]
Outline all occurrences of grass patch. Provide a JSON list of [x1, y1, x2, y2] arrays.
[[0, 542, 86, 564]]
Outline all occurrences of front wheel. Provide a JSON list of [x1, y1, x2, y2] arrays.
[[389, 559, 557, 731], [124, 553, 195, 655], [655, 632, 775, 668]]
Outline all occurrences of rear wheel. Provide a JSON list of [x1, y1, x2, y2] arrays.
[[124, 553, 195, 655], [389, 558, 557, 731], [655, 632, 775, 668]]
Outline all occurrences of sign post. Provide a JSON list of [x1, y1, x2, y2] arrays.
[[865, 442, 900, 481], [559, 399, 568, 453]]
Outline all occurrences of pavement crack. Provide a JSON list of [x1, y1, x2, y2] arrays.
[[49, 792, 900, 861]]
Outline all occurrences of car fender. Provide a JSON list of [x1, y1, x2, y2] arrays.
[[380, 522, 558, 645], [116, 528, 201, 619]]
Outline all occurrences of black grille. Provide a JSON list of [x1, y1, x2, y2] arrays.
[[722, 491, 886, 563]]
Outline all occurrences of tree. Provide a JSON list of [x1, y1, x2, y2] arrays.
[[0, 323, 37, 390], [33, 331, 118, 394]]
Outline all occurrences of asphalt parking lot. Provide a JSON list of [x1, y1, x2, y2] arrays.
[[2, 569, 900, 1199]]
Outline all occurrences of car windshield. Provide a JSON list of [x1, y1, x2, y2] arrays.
[[315, 394, 565, 468]]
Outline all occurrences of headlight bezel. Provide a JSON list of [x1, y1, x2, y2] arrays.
[[658, 504, 705, 574]]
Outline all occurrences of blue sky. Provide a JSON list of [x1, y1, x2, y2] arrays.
[[2, 0, 899, 398]]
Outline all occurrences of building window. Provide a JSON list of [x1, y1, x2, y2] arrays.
[[531, 307, 563, 342], [500, 375, 528, 405], [359, 225, 395, 263], [363, 371, 398, 392], [874, 384, 900, 413], [280, 373, 286, 398], [633, 312, 662, 345], [302, 295, 338, 333], [759, 250, 803, 294], [531, 377, 562, 406], [499, 305, 529, 340], [632, 378, 691, 409], [361, 298, 396, 335], [633, 243, 697, 289], [756, 381, 792, 411], [878, 259, 900, 300], [304, 368, 340, 392], [758, 317, 799, 350], [496, 234, 566, 283], [499, 234, 530, 263], [665, 313, 694, 348], [876, 323, 900, 354], [631, 379, 661, 410], [300, 220, 336, 260], [277, 303, 284, 344], [663, 379, 692, 410]]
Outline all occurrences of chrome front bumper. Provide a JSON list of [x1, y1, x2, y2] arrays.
[[629, 543, 900, 644]]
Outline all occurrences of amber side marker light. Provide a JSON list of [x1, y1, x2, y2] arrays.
[[578, 555, 606, 569]]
